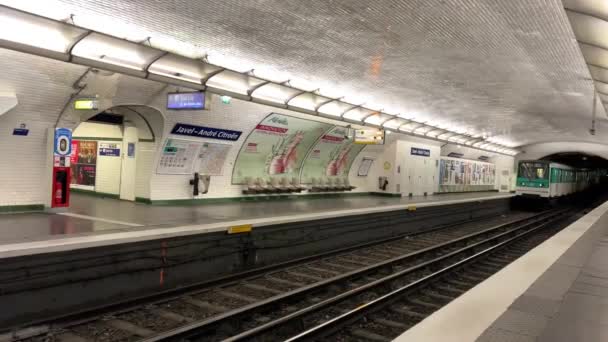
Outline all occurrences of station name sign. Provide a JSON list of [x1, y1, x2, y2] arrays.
[[411, 147, 430, 157], [170, 123, 242, 141]]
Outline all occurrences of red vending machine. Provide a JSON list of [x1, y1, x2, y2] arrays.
[[51, 128, 72, 208]]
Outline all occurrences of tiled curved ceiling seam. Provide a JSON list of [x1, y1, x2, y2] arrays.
[[0, 4, 518, 155], [564, 0, 608, 116]]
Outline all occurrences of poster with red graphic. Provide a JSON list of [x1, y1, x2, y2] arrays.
[[232, 113, 331, 184], [300, 126, 365, 183]]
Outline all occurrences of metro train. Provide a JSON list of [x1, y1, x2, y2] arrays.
[[515, 160, 603, 198]]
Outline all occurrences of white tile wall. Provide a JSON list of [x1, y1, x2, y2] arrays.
[[0, 50, 88, 206], [0, 46, 514, 206], [148, 92, 376, 200]]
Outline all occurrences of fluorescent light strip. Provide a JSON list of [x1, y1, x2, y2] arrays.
[[0, 5, 518, 156]]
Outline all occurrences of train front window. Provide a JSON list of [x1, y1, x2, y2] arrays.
[[519, 162, 548, 180]]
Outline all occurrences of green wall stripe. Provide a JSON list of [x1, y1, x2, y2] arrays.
[[71, 188, 120, 199], [0, 204, 44, 213]]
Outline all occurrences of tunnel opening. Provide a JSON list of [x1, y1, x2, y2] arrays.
[[513, 152, 608, 211], [540, 152, 608, 170]]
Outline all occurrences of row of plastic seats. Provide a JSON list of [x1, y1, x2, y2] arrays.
[[242, 177, 305, 194], [310, 177, 356, 192], [242, 177, 356, 195]]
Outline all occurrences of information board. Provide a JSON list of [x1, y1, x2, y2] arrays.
[[357, 157, 374, 177], [198, 142, 231, 176], [167, 92, 205, 110], [99, 142, 121, 157], [157, 138, 202, 175]]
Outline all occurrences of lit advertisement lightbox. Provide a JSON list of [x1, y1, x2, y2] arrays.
[[354, 128, 385, 145], [74, 98, 98, 110], [167, 92, 205, 110]]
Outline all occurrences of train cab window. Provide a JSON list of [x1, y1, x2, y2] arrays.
[[519, 162, 549, 180]]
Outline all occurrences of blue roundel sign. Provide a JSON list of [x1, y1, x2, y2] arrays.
[[54, 128, 72, 156]]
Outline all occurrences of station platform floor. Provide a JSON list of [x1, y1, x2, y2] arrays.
[[0, 191, 512, 258], [395, 199, 608, 342]]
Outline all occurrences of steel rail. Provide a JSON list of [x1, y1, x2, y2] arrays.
[[283, 210, 572, 341], [138, 209, 563, 341], [5, 210, 506, 338]]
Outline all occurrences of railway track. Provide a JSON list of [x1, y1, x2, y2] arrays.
[[238, 208, 579, 342], [5, 210, 550, 342]]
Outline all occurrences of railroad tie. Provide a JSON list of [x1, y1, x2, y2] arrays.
[[390, 306, 426, 319], [433, 285, 464, 296], [320, 261, 357, 271], [242, 282, 284, 295], [150, 308, 194, 323], [335, 257, 372, 267], [183, 297, 230, 312], [285, 270, 325, 281], [105, 319, 155, 337], [372, 317, 409, 329], [265, 275, 306, 287], [55, 333, 88, 342], [216, 290, 260, 303], [409, 298, 442, 309], [445, 279, 472, 288], [350, 329, 392, 342], [305, 265, 342, 275], [423, 291, 455, 301]]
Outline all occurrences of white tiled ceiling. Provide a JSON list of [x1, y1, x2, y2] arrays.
[[1, 0, 604, 147]]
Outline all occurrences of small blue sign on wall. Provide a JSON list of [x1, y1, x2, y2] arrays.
[[411, 147, 431, 157], [99, 143, 121, 157], [170, 123, 242, 141], [54, 128, 72, 156], [128, 143, 135, 158], [12, 128, 29, 136]]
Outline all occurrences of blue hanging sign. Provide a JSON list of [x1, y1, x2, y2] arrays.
[[170, 123, 242, 141], [13, 128, 29, 136], [411, 147, 430, 157], [167, 92, 205, 110]]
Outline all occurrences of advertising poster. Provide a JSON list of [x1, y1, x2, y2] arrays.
[[300, 126, 365, 183], [439, 158, 495, 186], [232, 113, 332, 184], [70, 140, 97, 187]]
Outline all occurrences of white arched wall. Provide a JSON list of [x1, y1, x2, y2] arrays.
[[517, 142, 608, 161]]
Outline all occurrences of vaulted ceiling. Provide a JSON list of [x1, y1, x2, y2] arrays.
[[0, 0, 604, 148]]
